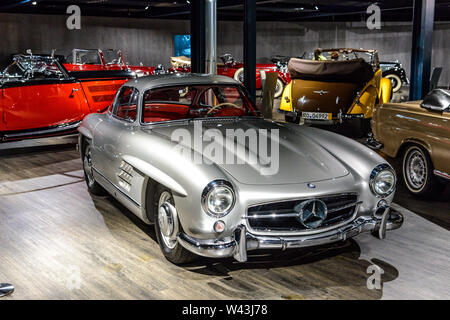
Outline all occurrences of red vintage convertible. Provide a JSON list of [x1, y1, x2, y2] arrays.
[[63, 49, 163, 77], [169, 54, 291, 98], [0, 54, 134, 142]]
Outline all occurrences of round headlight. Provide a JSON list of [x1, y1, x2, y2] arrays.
[[201, 180, 235, 217], [370, 164, 396, 197]]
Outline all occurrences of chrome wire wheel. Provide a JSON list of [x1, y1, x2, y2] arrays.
[[157, 191, 178, 249], [83, 146, 95, 189], [404, 148, 427, 191]]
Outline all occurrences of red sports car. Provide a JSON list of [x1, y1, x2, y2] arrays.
[[63, 49, 163, 77], [0, 54, 134, 142], [169, 54, 291, 98]]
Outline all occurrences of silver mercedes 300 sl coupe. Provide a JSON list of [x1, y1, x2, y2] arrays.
[[78, 73, 403, 264]]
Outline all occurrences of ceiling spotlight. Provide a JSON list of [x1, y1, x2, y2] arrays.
[[31, 1, 37, 5], [145, 5, 149, 10], [315, 6, 319, 10]]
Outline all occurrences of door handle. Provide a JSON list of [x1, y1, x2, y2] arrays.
[[70, 88, 80, 98]]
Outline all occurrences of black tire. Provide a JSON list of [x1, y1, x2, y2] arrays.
[[82, 143, 106, 196], [384, 73, 402, 93], [285, 113, 300, 124], [402, 144, 445, 198], [151, 184, 197, 265]]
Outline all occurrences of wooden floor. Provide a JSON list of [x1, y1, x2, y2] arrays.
[[0, 137, 449, 300]]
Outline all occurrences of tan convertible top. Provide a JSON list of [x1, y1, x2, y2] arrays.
[[288, 58, 374, 83]]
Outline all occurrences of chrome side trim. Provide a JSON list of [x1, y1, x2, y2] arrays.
[[2, 121, 81, 140], [92, 167, 141, 208], [434, 169, 450, 180]]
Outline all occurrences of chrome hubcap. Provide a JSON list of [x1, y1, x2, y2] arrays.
[[389, 77, 398, 88], [158, 191, 178, 249], [83, 147, 95, 188], [406, 150, 426, 189], [275, 81, 281, 93]]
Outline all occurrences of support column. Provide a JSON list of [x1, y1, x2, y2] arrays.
[[244, 0, 256, 105], [190, 0, 206, 73], [409, 0, 435, 100], [205, 0, 217, 74]]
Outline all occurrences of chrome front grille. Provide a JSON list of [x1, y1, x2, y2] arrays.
[[245, 194, 360, 232]]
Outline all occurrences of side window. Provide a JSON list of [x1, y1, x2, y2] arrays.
[[113, 87, 138, 122]]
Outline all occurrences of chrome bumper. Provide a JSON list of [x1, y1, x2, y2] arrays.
[[177, 207, 404, 262]]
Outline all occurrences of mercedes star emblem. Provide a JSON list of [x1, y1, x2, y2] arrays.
[[295, 199, 328, 229]]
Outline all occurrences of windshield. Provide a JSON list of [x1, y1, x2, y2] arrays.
[[71, 49, 101, 65], [103, 50, 122, 65], [1, 57, 65, 83], [313, 50, 378, 70], [142, 85, 257, 123]]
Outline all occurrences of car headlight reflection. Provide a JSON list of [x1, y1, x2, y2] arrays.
[[201, 180, 235, 217], [370, 164, 396, 197]]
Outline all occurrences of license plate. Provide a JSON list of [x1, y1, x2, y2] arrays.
[[301, 112, 332, 120]]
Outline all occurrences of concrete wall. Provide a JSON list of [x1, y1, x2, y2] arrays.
[[0, 14, 189, 69], [0, 13, 448, 86], [223, 21, 449, 87]]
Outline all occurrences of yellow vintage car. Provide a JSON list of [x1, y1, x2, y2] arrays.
[[280, 48, 393, 134]]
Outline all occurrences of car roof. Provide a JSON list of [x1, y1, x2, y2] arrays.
[[124, 73, 241, 92]]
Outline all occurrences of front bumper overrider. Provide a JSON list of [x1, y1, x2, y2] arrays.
[[177, 206, 404, 262]]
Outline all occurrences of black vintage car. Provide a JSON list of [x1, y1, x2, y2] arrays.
[[380, 61, 409, 93]]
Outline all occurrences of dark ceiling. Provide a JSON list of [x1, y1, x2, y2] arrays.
[[0, 0, 449, 21]]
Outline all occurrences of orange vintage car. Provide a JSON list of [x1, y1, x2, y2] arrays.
[[370, 89, 450, 197], [280, 48, 393, 135], [0, 54, 134, 142]]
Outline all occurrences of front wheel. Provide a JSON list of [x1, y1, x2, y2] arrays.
[[152, 185, 197, 264], [402, 145, 444, 198]]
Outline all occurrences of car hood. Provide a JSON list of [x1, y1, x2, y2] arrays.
[[147, 118, 349, 185]]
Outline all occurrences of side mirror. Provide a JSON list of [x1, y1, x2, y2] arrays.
[[420, 89, 450, 112]]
